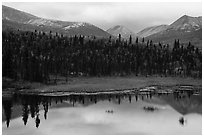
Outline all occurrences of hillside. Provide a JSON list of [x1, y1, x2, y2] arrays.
[[2, 5, 111, 38], [146, 15, 202, 48], [136, 25, 169, 38]]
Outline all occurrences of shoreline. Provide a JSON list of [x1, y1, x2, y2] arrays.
[[2, 76, 202, 96]]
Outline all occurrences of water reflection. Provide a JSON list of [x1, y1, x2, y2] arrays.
[[35, 114, 40, 128], [3, 100, 12, 128], [2, 87, 202, 131], [22, 103, 29, 125], [179, 117, 187, 126]]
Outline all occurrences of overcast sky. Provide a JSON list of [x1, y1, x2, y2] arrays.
[[2, 2, 202, 33]]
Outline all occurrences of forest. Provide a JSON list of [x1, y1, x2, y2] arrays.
[[2, 30, 202, 84]]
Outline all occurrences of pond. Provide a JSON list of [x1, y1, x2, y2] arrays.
[[2, 86, 202, 135]]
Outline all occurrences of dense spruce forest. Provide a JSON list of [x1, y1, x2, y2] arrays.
[[2, 30, 202, 84]]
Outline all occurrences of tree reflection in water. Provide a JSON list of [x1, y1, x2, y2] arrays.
[[22, 103, 29, 125], [2, 87, 201, 128], [43, 101, 48, 120], [3, 100, 12, 128], [35, 114, 40, 128]]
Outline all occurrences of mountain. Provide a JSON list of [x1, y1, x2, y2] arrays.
[[107, 25, 137, 39], [2, 5, 111, 38], [161, 94, 202, 115], [2, 6, 202, 46], [168, 15, 202, 31], [136, 25, 169, 38], [146, 15, 202, 48]]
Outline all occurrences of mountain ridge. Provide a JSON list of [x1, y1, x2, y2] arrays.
[[2, 5, 202, 46], [167, 15, 202, 31], [141, 15, 202, 47], [2, 5, 111, 38]]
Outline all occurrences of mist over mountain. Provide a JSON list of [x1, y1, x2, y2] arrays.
[[107, 25, 137, 39]]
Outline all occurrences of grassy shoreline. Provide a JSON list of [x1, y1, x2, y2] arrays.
[[2, 76, 202, 95]]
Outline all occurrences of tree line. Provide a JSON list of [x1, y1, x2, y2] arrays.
[[2, 30, 202, 83]]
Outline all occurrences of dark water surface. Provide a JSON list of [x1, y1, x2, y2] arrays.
[[2, 87, 202, 135]]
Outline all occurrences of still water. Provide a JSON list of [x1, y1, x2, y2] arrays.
[[2, 88, 202, 135]]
